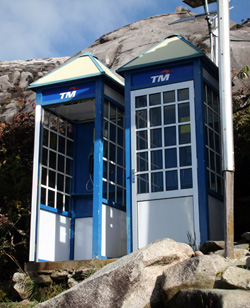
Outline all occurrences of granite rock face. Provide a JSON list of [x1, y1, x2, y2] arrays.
[[1, 13, 250, 122]]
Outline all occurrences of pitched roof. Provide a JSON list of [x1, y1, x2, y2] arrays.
[[29, 52, 124, 89], [117, 34, 205, 74]]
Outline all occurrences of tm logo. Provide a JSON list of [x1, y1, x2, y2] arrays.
[[60, 86, 79, 99], [151, 69, 174, 83]]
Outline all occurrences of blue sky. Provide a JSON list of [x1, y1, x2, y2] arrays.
[[0, 0, 248, 61]]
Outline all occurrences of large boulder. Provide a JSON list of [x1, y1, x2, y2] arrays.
[[35, 238, 193, 308]]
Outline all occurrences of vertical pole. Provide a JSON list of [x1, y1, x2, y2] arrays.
[[217, 0, 234, 258]]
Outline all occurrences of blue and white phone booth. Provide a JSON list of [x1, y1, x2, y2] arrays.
[[29, 53, 127, 261], [117, 35, 224, 252]]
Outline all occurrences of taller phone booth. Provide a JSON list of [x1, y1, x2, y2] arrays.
[[29, 53, 127, 261], [117, 35, 224, 252]]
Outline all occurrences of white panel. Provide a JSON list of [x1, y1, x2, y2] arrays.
[[138, 197, 195, 249], [74, 218, 93, 260], [104, 84, 124, 106], [101, 204, 127, 258], [37, 210, 71, 261], [208, 195, 224, 240]]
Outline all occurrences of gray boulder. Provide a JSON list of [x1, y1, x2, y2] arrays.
[[161, 255, 230, 302], [166, 289, 250, 308], [221, 266, 250, 290], [12, 272, 33, 300], [35, 238, 193, 308]]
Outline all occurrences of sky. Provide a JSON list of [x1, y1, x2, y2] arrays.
[[0, 0, 248, 62]]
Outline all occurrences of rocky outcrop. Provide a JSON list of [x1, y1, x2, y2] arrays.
[[1, 13, 250, 122]]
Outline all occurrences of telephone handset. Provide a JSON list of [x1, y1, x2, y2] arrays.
[[86, 145, 94, 192]]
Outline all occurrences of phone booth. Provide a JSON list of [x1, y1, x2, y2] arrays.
[[29, 52, 127, 261], [117, 34, 224, 252]]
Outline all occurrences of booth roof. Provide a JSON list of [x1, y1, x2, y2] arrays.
[[29, 52, 124, 89], [116, 34, 205, 75]]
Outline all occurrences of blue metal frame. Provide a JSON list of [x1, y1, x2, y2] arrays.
[[92, 77, 104, 258]]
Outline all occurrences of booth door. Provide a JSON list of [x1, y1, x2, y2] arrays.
[[131, 81, 200, 250]]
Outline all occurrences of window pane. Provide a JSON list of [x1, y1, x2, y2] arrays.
[[165, 126, 176, 146], [117, 109, 124, 128], [67, 123, 73, 139], [151, 172, 163, 192], [137, 174, 149, 194], [49, 151, 56, 169], [179, 146, 192, 167], [150, 128, 162, 148], [216, 154, 221, 174], [150, 107, 161, 127], [117, 128, 124, 147], [214, 113, 219, 132], [117, 167, 123, 186], [137, 152, 148, 172], [43, 129, 49, 147], [149, 93, 161, 106], [177, 88, 189, 101], [135, 95, 147, 108], [48, 190, 55, 207], [210, 150, 215, 171], [65, 177, 70, 194], [164, 105, 176, 124], [207, 87, 213, 107], [137, 130, 148, 150], [109, 143, 116, 162], [49, 170, 56, 188], [50, 114, 58, 131], [163, 90, 175, 104], [58, 154, 64, 172], [103, 181, 108, 199], [57, 174, 64, 192], [178, 103, 190, 122], [66, 158, 72, 175], [209, 129, 214, 149], [59, 119, 66, 135], [110, 123, 116, 143], [208, 108, 213, 128], [103, 140, 108, 158], [43, 111, 49, 128], [57, 193, 63, 211], [42, 148, 48, 166], [180, 169, 193, 189], [50, 131, 57, 150], [65, 196, 70, 212], [151, 150, 162, 170], [166, 170, 178, 191], [136, 109, 147, 129], [42, 168, 47, 185], [104, 101, 109, 118], [109, 183, 115, 203], [110, 104, 116, 123], [117, 147, 124, 166], [59, 136, 65, 154], [109, 163, 115, 183], [165, 148, 177, 168], [41, 188, 46, 205], [179, 125, 191, 144]]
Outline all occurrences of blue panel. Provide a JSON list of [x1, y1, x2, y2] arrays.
[[131, 64, 193, 89], [124, 73, 132, 254], [194, 59, 209, 242], [42, 82, 95, 104]]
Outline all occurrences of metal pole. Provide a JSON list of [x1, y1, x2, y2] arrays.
[[217, 0, 234, 258]]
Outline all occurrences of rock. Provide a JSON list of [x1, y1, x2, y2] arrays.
[[194, 250, 203, 257], [161, 255, 230, 302], [177, 243, 194, 257], [19, 72, 34, 88], [35, 238, 191, 308], [229, 256, 250, 267], [221, 266, 250, 290], [166, 288, 250, 308], [31, 274, 52, 286], [199, 241, 225, 254], [50, 270, 69, 281], [241, 232, 250, 242], [214, 248, 249, 258], [235, 243, 250, 250], [12, 272, 33, 300], [67, 277, 79, 288], [0, 75, 12, 91], [0, 100, 19, 122], [72, 267, 94, 280]]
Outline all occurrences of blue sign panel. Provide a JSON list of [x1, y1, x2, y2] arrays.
[[131, 64, 193, 88], [42, 82, 95, 104]]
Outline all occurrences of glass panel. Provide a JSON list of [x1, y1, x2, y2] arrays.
[[117, 111, 124, 128], [109, 163, 115, 183], [103, 181, 108, 199], [48, 190, 55, 207], [57, 193, 63, 211], [117, 128, 124, 147], [104, 101, 109, 118], [110, 104, 116, 123], [214, 94, 219, 113], [165, 148, 177, 168], [43, 111, 49, 128], [66, 158, 72, 175], [117, 147, 124, 166], [67, 123, 73, 139], [163, 90, 175, 104], [110, 123, 116, 143], [165, 126, 176, 146], [135, 95, 147, 108], [164, 105, 176, 124], [50, 131, 57, 150], [58, 154, 65, 172], [42, 148, 48, 166], [41, 188, 46, 205], [179, 146, 192, 167], [103, 140, 108, 158], [177, 88, 189, 101], [216, 154, 221, 174], [210, 172, 216, 190], [178, 103, 190, 122], [209, 129, 214, 149], [207, 87, 213, 107], [137, 152, 148, 172], [151, 172, 163, 192], [180, 169, 193, 189], [103, 160, 108, 179], [50, 114, 58, 131], [179, 124, 191, 144], [217, 176, 222, 194], [210, 150, 215, 171], [149, 93, 161, 106], [49, 151, 56, 169], [65, 196, 70, 212], [43, 129, 49, 147], [137, 174, 149, 194], [109, 183, 115, 202], [136, 109, 147, 129], [65, 177, 70, 194], [214, 113, 219, 132], [151, 150, 162, 170], [67, 140, 73, 157], [150, 107, 161, 127], [150, 128, 162, 148], [103, 120, 108, 138], [59, 136, 65, 154], [215, 134, 220, 153], [109, 143, 116, 163], [57, 173, 64, 192], [117, 187, 123, 205], [49, 170, 56, 188], [117, 167, 123, 186], [42, 168, 47, 185], [137, 130, 148, 150], [208, 108, 213, 128], [166, 170, 178, 191], [59, 119, 66, 135]]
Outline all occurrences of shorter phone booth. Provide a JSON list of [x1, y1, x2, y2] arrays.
[[117, 34, 224, 252], [29, 53, 127, 262]]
